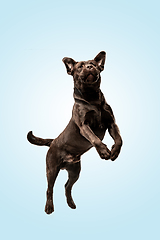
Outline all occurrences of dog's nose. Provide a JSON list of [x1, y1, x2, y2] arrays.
[[86, 64, 93, 70]]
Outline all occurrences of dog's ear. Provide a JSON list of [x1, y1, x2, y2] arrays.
[[94, 51, 106, 71], [62, 57, 76, 75]]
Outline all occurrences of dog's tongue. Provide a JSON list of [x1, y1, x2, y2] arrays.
[[86, 74, 95, 83]]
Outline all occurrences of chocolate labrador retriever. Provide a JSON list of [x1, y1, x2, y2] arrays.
[[27, 51, 122, 214]]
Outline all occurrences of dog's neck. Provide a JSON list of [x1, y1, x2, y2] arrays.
[[73, 87, 102, 105]]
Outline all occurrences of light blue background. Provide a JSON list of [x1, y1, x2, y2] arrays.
[[1, 1, 160, 239]]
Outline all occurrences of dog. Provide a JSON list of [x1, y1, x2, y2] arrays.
[[27, 51, 123, 214]]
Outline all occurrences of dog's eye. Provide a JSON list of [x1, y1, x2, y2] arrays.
[[78, 64, 84, 69]]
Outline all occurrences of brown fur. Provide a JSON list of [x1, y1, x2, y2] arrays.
[[27, 51, 123, 214]]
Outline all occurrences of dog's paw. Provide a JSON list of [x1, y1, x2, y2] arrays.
[[65, 192, 76, 209], [96, 143, 111, 160], [110, 144, 121, 161], [67, 198, 76, 209], [45, 201, 54, 214]]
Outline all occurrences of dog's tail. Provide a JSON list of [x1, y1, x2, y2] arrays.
[[27, 131, 53, 147]]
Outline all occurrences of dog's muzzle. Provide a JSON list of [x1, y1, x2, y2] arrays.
[[80, 71, 100, 84], [85, 73, 99, 83]]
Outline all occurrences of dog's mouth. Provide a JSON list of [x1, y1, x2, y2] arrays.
[[83, 73, 99, 84]]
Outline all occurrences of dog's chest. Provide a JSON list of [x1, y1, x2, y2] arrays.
[[82, 103, 109, 131]]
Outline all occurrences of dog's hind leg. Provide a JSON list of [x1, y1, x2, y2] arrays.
[[45, 166, 60, 214], [65, 161, 81, 209], [45, 150, 60, 214]]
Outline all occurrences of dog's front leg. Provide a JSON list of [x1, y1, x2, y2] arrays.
[[108, 122, 123, 161], [80, 124, 111, 160]]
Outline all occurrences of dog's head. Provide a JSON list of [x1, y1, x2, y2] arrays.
[[62, 51, 106, 91]]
